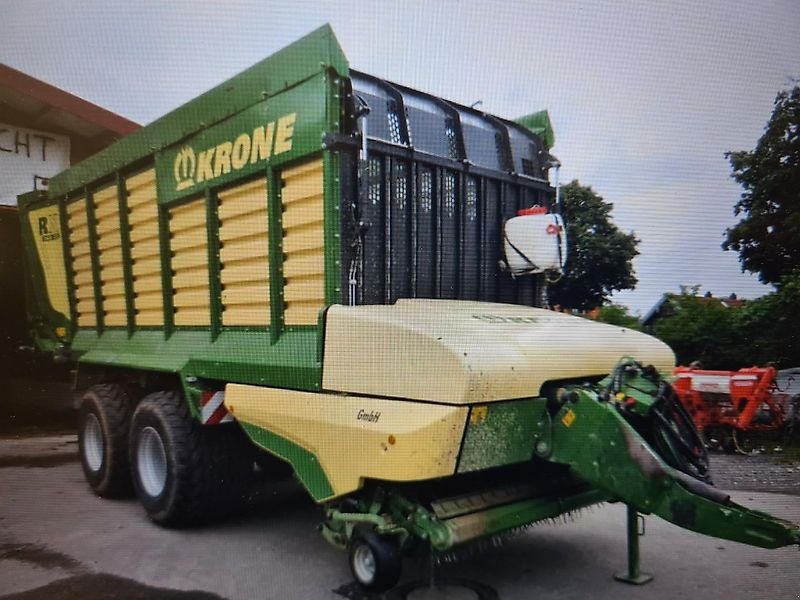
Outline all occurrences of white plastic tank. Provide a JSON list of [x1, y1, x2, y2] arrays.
[[502, 208, 567, 275]]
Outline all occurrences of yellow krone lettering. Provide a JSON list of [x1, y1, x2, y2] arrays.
[[174, 112, 298, 191]]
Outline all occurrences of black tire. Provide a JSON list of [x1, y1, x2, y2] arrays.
[[129, 390, 249, 527], [348, 526, 402, 593], [78, 384, 136, 498]]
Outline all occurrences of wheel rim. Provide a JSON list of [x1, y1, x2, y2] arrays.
[[83, 413, 104, 473], [137, 426, 168, 498], [352, 543, 376, 585]]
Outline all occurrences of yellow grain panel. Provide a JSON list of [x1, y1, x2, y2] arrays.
[[135, 290, 164, 310], [128, 192, 158, 211], [174, 287, 210, 308], [127, 173, 164, 327], [136, 309, 163, 326], [282, 160, 324, 203], [283, 198, 323, 229], [96, 216, 121, 237], [131, 234, 160, 260], [105, 313, 126, 327], [72, 253, 92, 275], [128, 211, 158, 228], [130, 221, 160, 243], [103, 296, 127, 313], [71, 242, 92, 260], [172, 267, 210, 290], [77, 314, 97, 328], [69, 228, 90, 244], [132, 269, 161, 292], [75, 298, 97, 327], [126, 169, 156, 191], [283, 223, 324, 255], [73, 270, 93, 287], [221, 282, 269, 305], [219, 179, 267, 217], [283, 252, 324, 279], [219, 200, 266, 222], [284, 277, 325, 303], [222, 307, 270, 326], [170, 201, 206, 231], [284, 303, 321, 325], [171, 230, 209, 252], [95, 201, 120, 221], [281, 160, 324, 326], [97, 237, 122, 253], [220, 261, 269, 286], [99, 251, 124, 271], [93, 185, 117, 203], [219, 214, 269, 242], [220, 240, 268, 266], [172, 247, 208, 272], [169, 198, 209, 326], [174, 307, 209, 326], [132, 256, 162, 275], [74, 279, 94, 296], [102, 280, 126, 297], [132, 276, 162, 294], [131, 248, 160, 265], [67, 199, 87, 218], [282, 178, 322, 205], [219, 177, 266, 199]]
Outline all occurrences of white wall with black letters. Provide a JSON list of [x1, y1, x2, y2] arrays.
[[0, 123, 70, 206]]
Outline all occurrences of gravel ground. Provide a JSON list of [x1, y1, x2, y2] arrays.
[[709, 451, 800, 495]]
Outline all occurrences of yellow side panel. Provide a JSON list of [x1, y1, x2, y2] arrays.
[[281, 160, 324, 326], [133, 274, 163, 294], [170, 199, 209, 326], [26, 206, 69, 318], [225, 385, 468, 501], [66, 198, 96, 328], [219, 177, 269, 326], [93, 184, 126, 327], [135, 289, 163, 309], [126, 169, 163, 327], [129, 221, 160, 243], [220, 239, 268, 265], [221, 282, 270, 307]]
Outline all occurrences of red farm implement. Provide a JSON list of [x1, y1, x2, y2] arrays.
[[673, 366, 785, 453]]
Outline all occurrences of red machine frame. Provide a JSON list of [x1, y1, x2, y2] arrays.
[[673, 366, 784, 452]]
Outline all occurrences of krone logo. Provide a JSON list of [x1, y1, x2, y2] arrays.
[[174, 146, 197, 191]]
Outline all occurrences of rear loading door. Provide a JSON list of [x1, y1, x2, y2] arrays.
[[17, 191, 70, 352]]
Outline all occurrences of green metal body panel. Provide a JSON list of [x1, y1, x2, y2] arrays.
[[27, 26, 348, 397], [457, 399, 540, 473], [49, 25, 347, 198], [515, 110, 555, 149], [239, 421, 334, 501], [534, 367, 800, 549], [72, 329, 321, 390], [155, 73, 329, 204]]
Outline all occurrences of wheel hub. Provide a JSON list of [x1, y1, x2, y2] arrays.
[[137, 426, 168, 498], [352, 543, 376, 585], [83, 413, 104, 473]]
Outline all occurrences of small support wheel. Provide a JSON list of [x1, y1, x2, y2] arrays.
[[348, 526, 402, 593]]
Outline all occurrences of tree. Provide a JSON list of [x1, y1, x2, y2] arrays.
[[548, 181, 639, 310], [723, 85, 800, 285], [735, 271, 800, 368], [595, 303, 642, 331], [653, 293, 744, 369]]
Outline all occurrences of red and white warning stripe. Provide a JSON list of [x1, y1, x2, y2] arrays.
[[200, 391, 234, 425]]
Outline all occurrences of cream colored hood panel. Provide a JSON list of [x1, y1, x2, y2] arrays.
[[323, 300, 675, 404]]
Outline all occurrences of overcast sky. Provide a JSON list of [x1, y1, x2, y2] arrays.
[[3, 0, 798, 315]]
